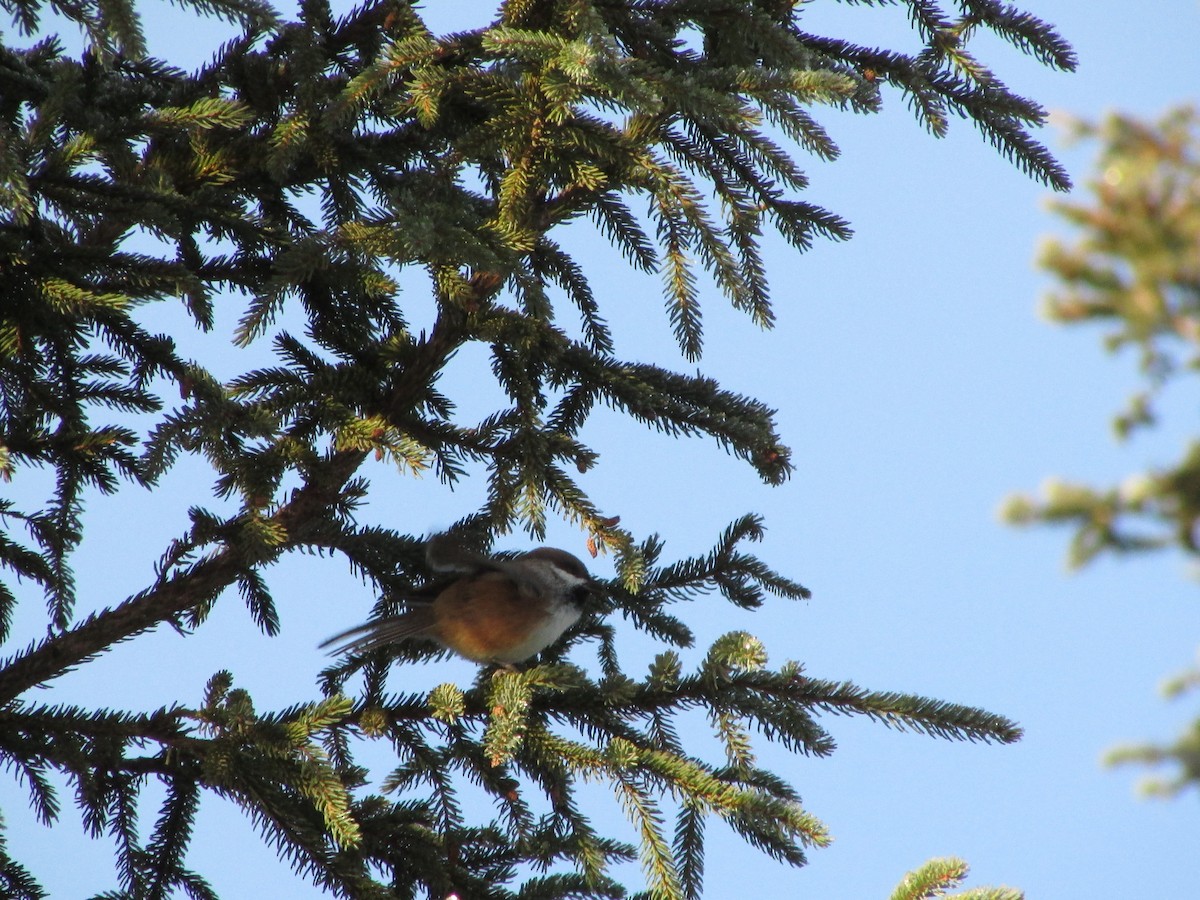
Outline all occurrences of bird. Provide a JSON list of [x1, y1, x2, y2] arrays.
[[320, 535, 599, 665]]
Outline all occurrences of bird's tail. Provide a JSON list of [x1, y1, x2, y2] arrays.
[[319, 607, 437, 656]]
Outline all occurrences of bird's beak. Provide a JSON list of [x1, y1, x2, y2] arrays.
[[577, 578, 609, 613]]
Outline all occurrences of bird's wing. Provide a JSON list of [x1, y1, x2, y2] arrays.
[[425, 535, 550, 599], [424, 534, 503, 574], [426, 536, 565, 598]]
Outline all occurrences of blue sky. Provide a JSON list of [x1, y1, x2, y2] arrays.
[[4, 1, 1200, 897]]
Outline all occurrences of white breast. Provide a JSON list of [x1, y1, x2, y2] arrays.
[[493, 600, 582, 664]]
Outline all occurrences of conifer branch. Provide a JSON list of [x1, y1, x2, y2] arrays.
[[0, 2, 1068, 895], [0, 305, 472, 704]]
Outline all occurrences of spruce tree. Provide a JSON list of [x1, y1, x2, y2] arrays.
[[0, 1, 1074, 897], [1005, 106, 1200, 799]]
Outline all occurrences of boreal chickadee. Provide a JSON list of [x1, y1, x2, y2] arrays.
[[321, 535, 599, 665]]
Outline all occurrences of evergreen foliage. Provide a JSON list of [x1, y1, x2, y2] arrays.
[[888, 856, 1022, 900], [1004, 106, 1200, 799], [0, 0, 1073, 896]]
